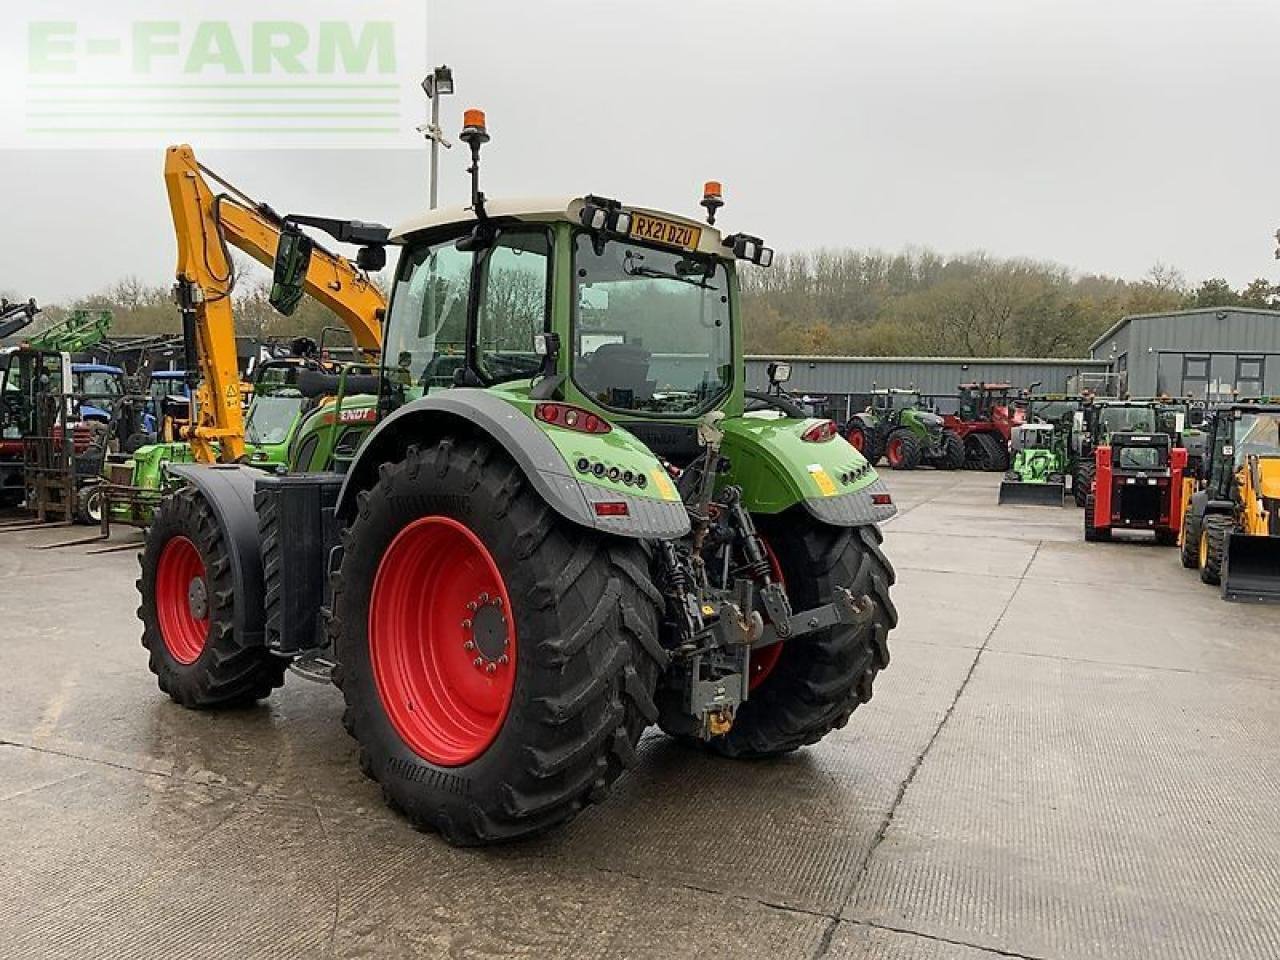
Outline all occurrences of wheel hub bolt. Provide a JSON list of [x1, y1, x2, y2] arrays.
[[473, 657, 483, 668], [485, 663, 496, 674], [464, 640, 475, 651]]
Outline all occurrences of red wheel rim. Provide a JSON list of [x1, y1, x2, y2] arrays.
[[848, 429, 864, 451], [156, 536, 208, 665], [750, 539, 787, 691], [887, 438, 903, 466], [368, 516, 517, 767]]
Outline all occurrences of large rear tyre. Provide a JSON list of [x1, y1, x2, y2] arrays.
[[1180, 506, 1204, 569], [845, 424, 883, 465], [137, 488, 286, 707], [1198, 514, 1231, 585], [686, 517, 896, 759], [330, 437, 663, 845], [1073, 462, 1095, 508], [884, 430, 923, 470]]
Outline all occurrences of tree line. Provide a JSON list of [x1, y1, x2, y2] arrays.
[[8, 248, 1279, 359], [739, 251, 1280, 357]]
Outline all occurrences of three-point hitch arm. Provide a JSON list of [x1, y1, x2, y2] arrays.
[[163, 144, 388, 463]]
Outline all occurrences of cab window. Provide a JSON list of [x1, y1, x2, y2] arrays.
[[475, 231, 550, 383], [384, 239, 473, 401]]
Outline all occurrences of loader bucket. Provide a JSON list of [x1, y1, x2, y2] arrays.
[[998, 479, 1065, 507], [1222, 532, 1280, 603]]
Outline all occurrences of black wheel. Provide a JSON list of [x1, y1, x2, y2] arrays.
[[1083, 493, 1109, 542], [1199, 514, 1231, 585], [330, 436, 663, 845], [884, 430, 923, 470], [976, 432, 1010, 472], [137, 487, 286, 707], [938, 430, 965, 470], [845, 422, 882, 465], [671, 516, 896, 758], [75, 483, 103, 526], [1180, 505, 1204, 569], [1073, 462, 1095, 508], [124, 431, 156, 454]]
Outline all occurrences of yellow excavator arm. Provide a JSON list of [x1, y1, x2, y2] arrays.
[[163, 143, 387, 463]]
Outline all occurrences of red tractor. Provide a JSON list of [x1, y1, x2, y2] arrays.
[[942, 382, 1025, 471], [1083, 431, 1186, 544]]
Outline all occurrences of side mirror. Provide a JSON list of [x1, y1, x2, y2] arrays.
[[269, 226, 314, 316], [357, 245, 386, 272]]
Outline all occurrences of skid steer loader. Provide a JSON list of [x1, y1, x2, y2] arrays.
[[1179, 402, 1280, 602]]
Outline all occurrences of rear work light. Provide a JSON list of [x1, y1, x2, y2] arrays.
[[534, 402, 611, 434], [593, 501, 630, 517], [801, 419, 839, 442]]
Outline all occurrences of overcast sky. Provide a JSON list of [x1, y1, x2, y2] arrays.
[[3, 0, 1278, 304]]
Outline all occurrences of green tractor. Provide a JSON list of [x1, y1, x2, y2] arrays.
[[135, 117, 899, 845], [998, 422, 1066, 505], [844, 388, 964, 470]]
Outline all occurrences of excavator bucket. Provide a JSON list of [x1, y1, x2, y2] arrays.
[[1221, 532, 1280, 602], [998, 478, 1065, 506]]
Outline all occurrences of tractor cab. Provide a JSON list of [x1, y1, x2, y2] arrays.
[[71, 363, 125, 424]]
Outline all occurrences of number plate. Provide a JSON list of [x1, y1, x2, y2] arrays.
[[629, 213, 702, 251]]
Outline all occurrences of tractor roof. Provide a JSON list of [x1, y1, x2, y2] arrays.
[[391, 196, 729, 257], [1208, 401, 1280, 415]]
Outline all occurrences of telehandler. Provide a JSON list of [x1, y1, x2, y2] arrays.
[[1179, 402, 1280, 601], [136, 113, 899, 845]]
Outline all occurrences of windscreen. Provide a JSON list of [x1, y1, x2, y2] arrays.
[[1234, 413, 1280, 467], [572, 235, 732, 415], [245, 394, 304, 445]]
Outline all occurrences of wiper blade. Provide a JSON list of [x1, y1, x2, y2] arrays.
[[624, 264, 714, 289]]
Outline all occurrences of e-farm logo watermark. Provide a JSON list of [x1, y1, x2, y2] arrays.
[[2, 2, 427, 148]]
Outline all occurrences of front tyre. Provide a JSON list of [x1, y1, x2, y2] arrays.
[[137, 488, 286, 707], [331, 437, 663, 845], [700, 516, 897, 758]]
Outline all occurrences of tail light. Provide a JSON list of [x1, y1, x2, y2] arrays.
[[801, 419, 838, 442], [593, 501, 629, 517], [871, 493, 893, 506], [534, 403, 611, 434]]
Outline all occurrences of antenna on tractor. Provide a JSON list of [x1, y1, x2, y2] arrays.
[[460, 109, 490, 221], [701, 181, 723, 225]]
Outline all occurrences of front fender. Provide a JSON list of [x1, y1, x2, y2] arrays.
[[720, 415, 896, 525], [166, 464, 266, 646], [336, 389, 690, 540]]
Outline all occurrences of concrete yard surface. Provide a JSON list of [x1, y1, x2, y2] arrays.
[[2, 470, 1279, 959]]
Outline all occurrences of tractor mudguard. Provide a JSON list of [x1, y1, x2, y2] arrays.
[[165, 463, 266, 646], [335, 388, 690, 540], [719, 416, 896, 525]]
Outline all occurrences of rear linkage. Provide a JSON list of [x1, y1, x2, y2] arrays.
[[655, 413, 874, 738]]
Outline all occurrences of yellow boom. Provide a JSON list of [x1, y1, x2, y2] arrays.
[[163, 144, 386, 463]]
